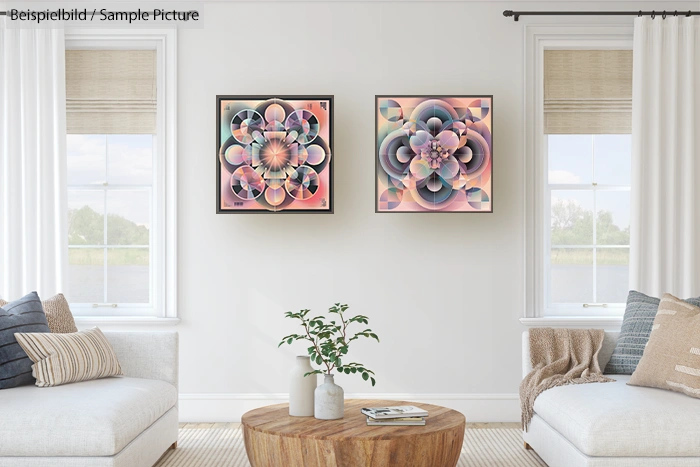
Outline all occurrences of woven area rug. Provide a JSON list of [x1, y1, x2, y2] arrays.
[[155, 425, 546, 467]]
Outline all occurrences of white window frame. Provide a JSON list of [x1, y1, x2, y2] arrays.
[[65, 29, 178, 323], [522, 24, 632, 328]]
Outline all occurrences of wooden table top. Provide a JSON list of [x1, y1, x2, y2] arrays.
[[241, 399, 466, 441]]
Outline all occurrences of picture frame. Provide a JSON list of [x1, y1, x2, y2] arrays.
[[216, 95, 334, 214], [375, 95, 493, 213]]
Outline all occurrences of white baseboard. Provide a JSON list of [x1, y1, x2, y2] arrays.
[[178, 393, 520, 423]]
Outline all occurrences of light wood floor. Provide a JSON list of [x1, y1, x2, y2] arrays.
[[180, 422, 520, 429]]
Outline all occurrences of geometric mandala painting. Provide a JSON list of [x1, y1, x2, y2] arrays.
[[375, 96, 492, 213], [217, 96, 333, 213]]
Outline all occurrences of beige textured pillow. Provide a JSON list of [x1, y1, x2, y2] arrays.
[[14, 327, 123, 387], [629, 293, 700, 398], [0, 293, 77, 333], [41, 294, 78, 333]]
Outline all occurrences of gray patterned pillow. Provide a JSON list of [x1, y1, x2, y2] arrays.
[[605, 291, 700, 374], [0, 292, 51, 389]]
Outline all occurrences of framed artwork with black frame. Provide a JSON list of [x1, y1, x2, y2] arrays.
[[216, 95, 333, 214], [375, 95, 493, 213]]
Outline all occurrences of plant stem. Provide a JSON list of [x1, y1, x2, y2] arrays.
[[329, 307, 349, 374], [303, 319, 331, 374]]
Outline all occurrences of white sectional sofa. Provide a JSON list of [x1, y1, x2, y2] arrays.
[[0, 331, 179, 467], [522, 331, 700, 467]]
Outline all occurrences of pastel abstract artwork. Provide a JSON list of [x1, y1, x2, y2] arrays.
[[217, 96, 333, 213], [375, 96, 493, 213]]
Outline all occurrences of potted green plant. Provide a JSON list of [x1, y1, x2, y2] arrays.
[[279, 303, 380, 419]]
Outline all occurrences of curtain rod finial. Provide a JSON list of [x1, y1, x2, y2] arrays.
[[503, 10, 520, 21]]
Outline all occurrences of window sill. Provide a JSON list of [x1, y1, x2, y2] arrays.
[[74, 316, 180, 327], [520, 316, 622, 330]]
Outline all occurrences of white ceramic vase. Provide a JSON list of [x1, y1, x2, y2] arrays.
[[314, 374, 344, 420], [289, 356, 316, 417]]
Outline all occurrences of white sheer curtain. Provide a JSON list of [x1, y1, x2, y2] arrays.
[[0, 20, 68, 300], [630, 17, 700, 297]]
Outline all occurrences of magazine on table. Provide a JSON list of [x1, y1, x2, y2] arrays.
[[361, 406, 428, 420], [366, 417, 426, 426]]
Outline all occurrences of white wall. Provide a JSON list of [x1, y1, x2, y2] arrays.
[[109, 0, 696, 422]]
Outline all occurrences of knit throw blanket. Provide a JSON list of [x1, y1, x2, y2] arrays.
[[520, 328, 614, 431]]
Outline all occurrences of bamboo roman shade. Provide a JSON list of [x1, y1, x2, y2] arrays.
[[544, 50, 632, 134], [66, 50, 156, 134]]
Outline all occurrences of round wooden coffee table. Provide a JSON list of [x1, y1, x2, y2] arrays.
[[241, 399, 465, 467]]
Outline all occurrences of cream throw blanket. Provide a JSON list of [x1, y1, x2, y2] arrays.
[[520, 328, 614, 430]]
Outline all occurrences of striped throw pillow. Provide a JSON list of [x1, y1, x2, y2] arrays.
[[14, 327, 123, 387], [629, 294, 700, 398], [0, 293, 77, 334], [0, 292, 51, 389]]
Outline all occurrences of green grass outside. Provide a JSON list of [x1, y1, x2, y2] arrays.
[[69, 248, 149, 266], [551, 248, 629, 266]]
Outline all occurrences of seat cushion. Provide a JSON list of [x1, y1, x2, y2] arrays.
[[0, 377, 177, 456], [534, 375, 700, 457]]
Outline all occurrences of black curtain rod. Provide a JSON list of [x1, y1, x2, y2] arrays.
[[0, 11, 190, 16], [504, 10, 700, 21]]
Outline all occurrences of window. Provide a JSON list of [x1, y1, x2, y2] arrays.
[[546, 134, 631, 313], [523, 26, 634, 321], [65, 30, 177, 319], [67, 134, 154, 310], [542, 49, 632, 316]]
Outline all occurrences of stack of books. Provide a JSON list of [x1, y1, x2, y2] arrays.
[[361, 405, 428, 426]]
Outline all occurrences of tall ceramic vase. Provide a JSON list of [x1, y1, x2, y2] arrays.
[[289, 356, 316, 417], [314, 374, 344, 420]]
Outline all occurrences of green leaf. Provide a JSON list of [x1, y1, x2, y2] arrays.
[[344, 368, 351, 374], [362, 372, 369, 381], [336, 358, 342, 367], [316, 355, 323, 365], [370, 377, 376, 386], [287, 337, 293, 345], [351, 368, 357, 374]]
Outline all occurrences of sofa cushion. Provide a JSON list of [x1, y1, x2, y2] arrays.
[[534, 375, 700, 457], [40, 293, 78, 333], [629, 294, 700, 399], [0, 293, 78, 333], [605, 291, 700, 375], [0, 376, 177, 456], [16, 327, 123, 387], [0, 292, 51, 389]]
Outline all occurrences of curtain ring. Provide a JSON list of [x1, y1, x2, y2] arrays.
[[662, 11, 667, 19], [674, 10, 678, 17], [638, 10, 642, 17], [688, 11, 692, 17], [651, 11, 655, 19]]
